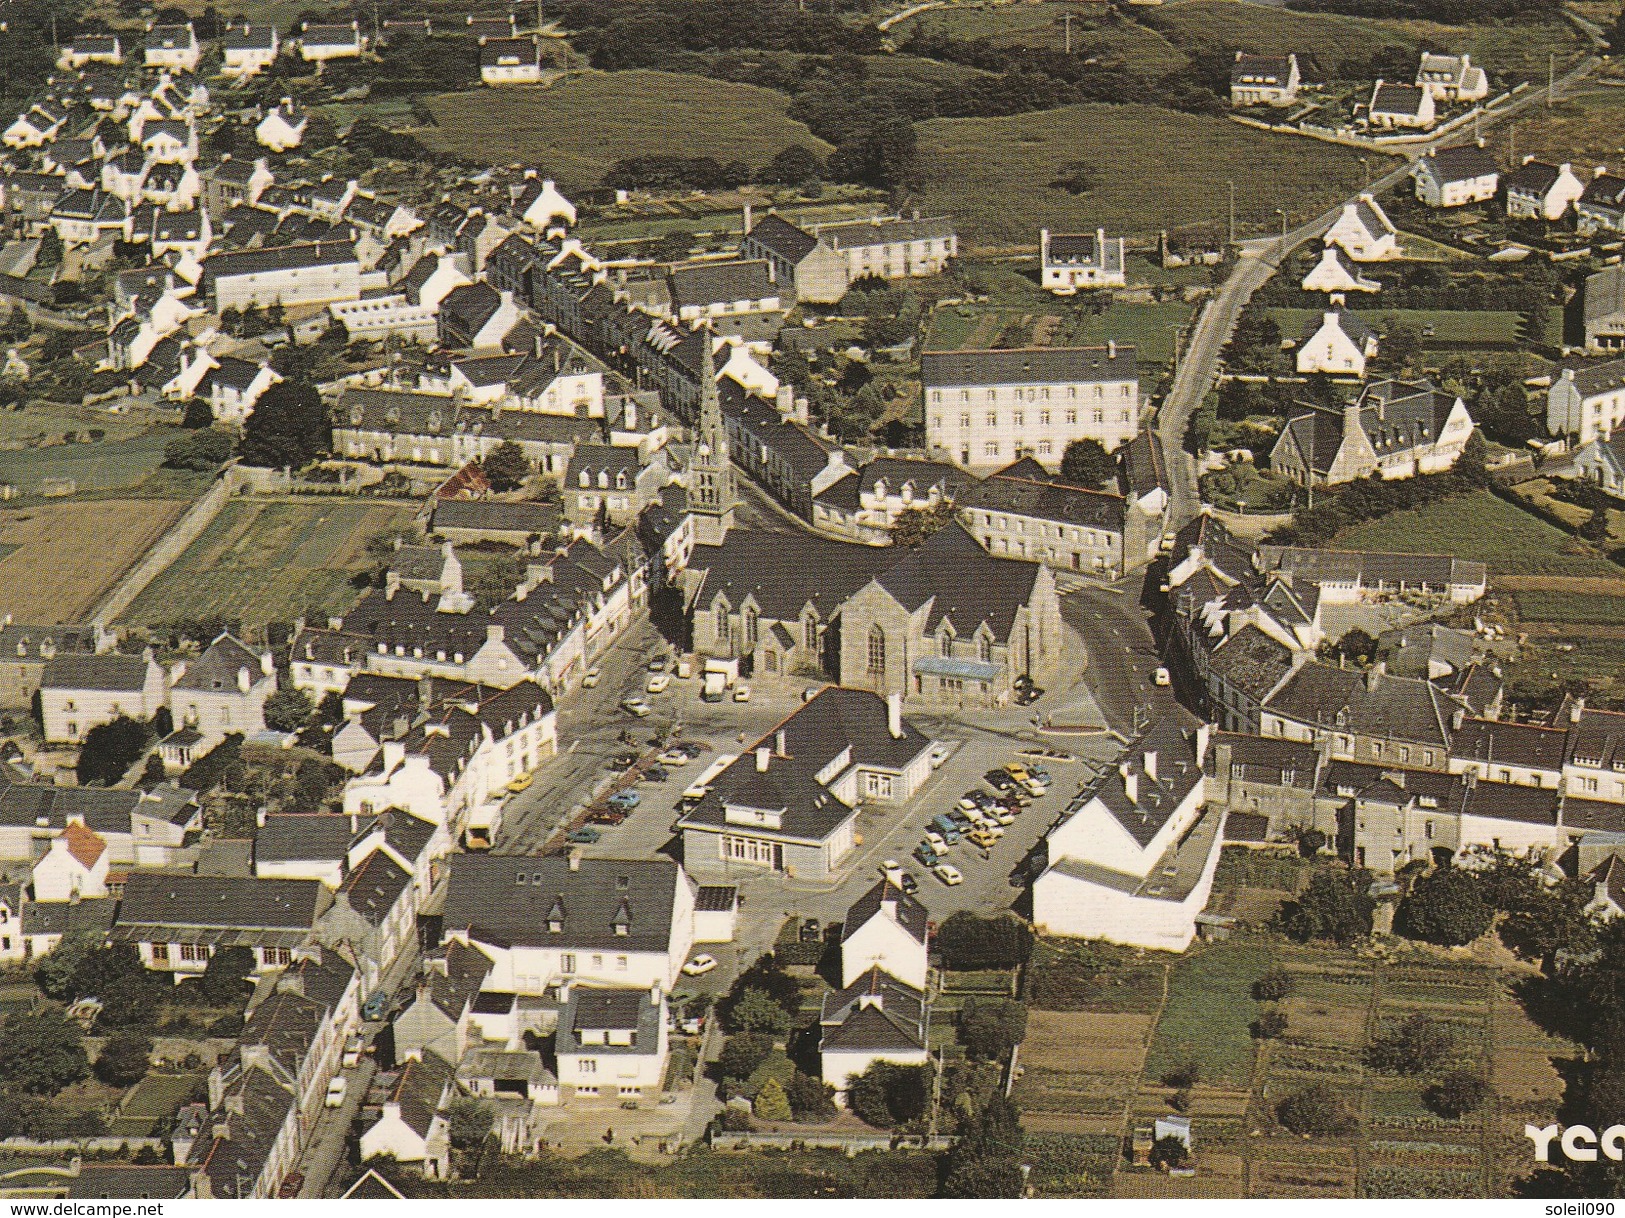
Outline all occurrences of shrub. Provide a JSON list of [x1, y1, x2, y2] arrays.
[[1276, 1084, 1356, 1137], [717, 1033, 772, 1083], [1366, 1016, 1453, 1075], [1251, 1010, 1289, 1040], [1161, 1061, 1201, 1090], [958, 998, 1028, 1061], [784, 1071, 837, 1123], [1252, 969, 1294, 1002], [935, 913, 1034, 971], [93, 1031, 152, 1087], [1423, 1071, 1489, 1119], [847, 1062, 933, 1129], [1396, 867, 1493, 947], [1150, 1135, 1190, 1170], [754, 1076, 792, 1122], [1274, 867, 1374, 945]]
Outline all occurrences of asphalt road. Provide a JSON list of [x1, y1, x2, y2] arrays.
[[1155, 46, 1604, 529]]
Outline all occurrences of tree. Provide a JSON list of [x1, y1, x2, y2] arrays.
[[1274, 867, 1374, 944], [1423, 1070, 1488, 1118], [1161, 1061, 1201, 1090], [729, 988, 792, 1038], [1397, 866, 1493, 946], [446, 1097, 491, 1153], [754, 1075, 792, 1122], [723, 955, 801, 1021], [940, 1093, 1025, 1198], [238, 378, 329, 470], [1581, 506, 1611, 545], [76, 716, 151, 787], [1150, 1135, 1190, 1170], [784, 1071, 836, 1123], [717, 1032, 772, 1083], [1252, 1010, 1289, 1039], [1453, 429, 1490, 489], [934, 913, 1034, 970], [262, 688, 313, 733], [1382, 320, 1422, 369], [0, 1012, 88, 1094], [846, 1061, 932, 1128], [482, 441, 530, 493], [35, 227, 62, 270], [758, 144, 826, 185], [1058, 438, 1116, 489], [1366, 1015, 1453, 1075], [162, 429, 233, 471], [466, 556, 524, 613], [93, 1031, 152, 1087], [1252, 969, 1294, 1002], [889, 501, 957, 548], [197, 946, 257, 1008], [35, 933, 98, 1002], [958, 998, 1028, 1061], [1276, 1084, 1356, 1137]]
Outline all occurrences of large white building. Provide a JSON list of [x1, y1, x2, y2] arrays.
[[923, 344, 1140, 471], [1548, 357, 1625, 446], [201, 241, 363, 310], [1033, 721, 1218, 952]]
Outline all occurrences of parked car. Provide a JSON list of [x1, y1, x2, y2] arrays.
[[677, 742, 705, 759], [609, 752, 638, 770], [881, 859, 905, 886], [361, 991, 389, 1021], [966, 827, 999, 850], [960, 790, 992, 811], [924, 830, 949, 854], [928, 742, 951, 768], [682, 954, 717, 976], [565, 826, 602, 844], [1153, 666, 1171, 687], [947, 809, 975, 832], [733, 683, 752, 702], [985, 769, 1017, 792], [930, 814, 963, 844], [341, 1035, 364, 1068], [607, 790, 641, 810], [582, 667, 601, 688], [914, 842, 941, 869], [506, 771, 534, 794], [620, 696, 651, 717], [1027, 766, 1052, 787], [657, 749, 689, 766], [325, 1076, 348, 1108], [934, 864, 964, 886], [899, 872, 919, 895], [647, 655, 668, 672], [987, 806, 1016, 826], [642, 764, 668, 783], [799, 917, 821, 942], [647, 673, 672, 694]]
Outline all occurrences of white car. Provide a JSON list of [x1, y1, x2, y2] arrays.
[[924, 830, 949, 854], [989, 807, 1016, 827], [620, 696, 651, 717], [582, 667, 601, 688], [1153, 666, 1172, 687], [646, 673, 672, 694], [881, 859, 905, 886], [934, 863, 964, 886], [682, 954, 718, 976], [928, 743, 951, 769], [657, 749, 689, 766], [341, 1035, 364, 1068], [733, 683, 752, 702], [325, 1076, 348, 1108]]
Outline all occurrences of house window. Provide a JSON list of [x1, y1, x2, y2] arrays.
[[984, 442, 999, 458], [1039, 411, 1050, 426], [864, 772, 894, 799], [579, 1060, 597, 1075], [959, 413, 970, 428], [979, 636, 991, 663], [985, 411, 997, 428], [591, 954, 603, 970], [1066, 409, 1077, 424], [1037, 440, 1052, 456], [261, 946, 292, 967], [1013, 411, 1024, 428], [151, 942, 168, 963], [561, 953, 576, 973], [179, 943, 209, 963], [804, 615, 817, 652], [867, 626, 886, 675]]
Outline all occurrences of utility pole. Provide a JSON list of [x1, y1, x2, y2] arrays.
[[1276, 207, 1287, 242], [1062, 12, 1073, 55], [1508, 121, 1516, 164], [1227, 179, 1235, 246]]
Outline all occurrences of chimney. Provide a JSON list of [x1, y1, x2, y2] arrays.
[[1195, 722, 1211, 764], [1107, 339, 1117, 360], [887, 692, 903, 739], [486, 624, 505, 643], [1571, 695, 1587, 724], [775, 383, 794, 419], [1123, 766, 1139, 806], [256, 808, 267, 829], [237, 666, 251, 694], [1144, 749, 1158, 783], [568, 847, 581, 871], [1451, 707, 1465, 729], [756, 745, 771, 772], [775, 729, 787, 757], [650, 982, 661, 1007], [1343, 401, 1365, 450], [742, 202, 753, 235]]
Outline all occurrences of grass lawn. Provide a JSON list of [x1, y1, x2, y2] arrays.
[[1142, 939, 1273, 1087], [1143, 0, 1414, 65], [925, 301, 1194, 362], [119, 498, 419, 629], [415, 71, 833, 191], [1506, 636, 1625, 700], [0, 427, 181, 501], [1328, 489, 1621, 578], [107, 1071, 204, 1137], [912, 103, 1370, 246], [1270, 307, 1523, 346]]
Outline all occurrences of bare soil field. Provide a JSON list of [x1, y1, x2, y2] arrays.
[[0, 498, 184, 623]]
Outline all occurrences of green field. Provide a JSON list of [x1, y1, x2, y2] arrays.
[[1143, 0, 1412, 64], [0, 426, 182, 500], [1510, 589, 1625, 625], [1270, 307, 1524, 347], [106, 1071, 204, 1137], [926, 300, 1194, 362], [414, 71, 833, 189], [119, 498, 420, 628], [1329, 489, 1621, 578], [1142, 939, 1273, 1087], [912, 103, 1369, 245]]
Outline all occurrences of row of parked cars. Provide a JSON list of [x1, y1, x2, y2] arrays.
[[914, 761, 1054, 885]]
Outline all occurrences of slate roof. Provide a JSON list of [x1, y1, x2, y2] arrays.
[[22, 896, 115, 938], [202, 241, 358, 292], [1580, 173, 1625, 212], [1232, 53, 1293, 85], [668, 259, 776, 309], [816, 214, 954, 249], [557, 988, 662, 1055], [1420, 144, 1498, 185], [1265, 662, 1459, 746], [1043, 231, 1124, 277], [818, 966, 927, 1053], [1371, 81, 1427, 116], [0, 624, 100, 663], [1585, 265, 1625, 327], [1065, 718, 1204, 848], [964, 473, 1126, 532], [337, 848, 411, 927], [172, 634, 266, 692], [385, 1049, 452, 1139], [255, 813, 357, 865], [116, 873, 326, 931], [921, 345, 1136, 388], [442, 854, 685, 953], [1209, 731, 1318, 788], [430, 498, 559, 536], [1256, 542, 1485, 592], [843, 879, 928, 945], [41, 653, 150, 692], [1208, 624, 1296, 702], [875, 522, 1042, 640], [1554, 354, 1625, 398], [746, 213, 820, 264], [1505, 159, 1567, 195], [68, 1166, 191, 1200], [687, 530, 894, 620]]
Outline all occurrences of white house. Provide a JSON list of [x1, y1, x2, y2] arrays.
[[555, 986, 669, 1102], [1549, 358, 1625, 446], [256, 101, 307, 153], [358, 1050, 453, 1178], [1230, 52, 1301, 107], [58, 34, 123, 69], [1413, 144, 1499, 209], [839, 880, 928, 991], [439, 854, 704, 995], [1505, 158, 1587, 222], [480, 36, 546, 85], [1302, 245, 1380, 294], [1295, 308, 1379, 376], [3, 103, 66, 149], [1367, 80, 1436, 131], [167, 633, 276, 747], [1040, 228, 1126, 294], [514, 175, 575, 229], [31, 824, 110, 903], [819, 968, 929, 1103], [39, 651, 167, 744], [1415, 52, 1488, 102], [1032, 722, 1218, 952], [206, 357, 282, 425], [143, 23, 200, 72], [222, 24, 280, 77], [299, 21, 365, 62]]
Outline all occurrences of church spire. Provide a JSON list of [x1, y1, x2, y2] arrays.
[[687, 325, 737, 545], [698, 328, 727, 463]]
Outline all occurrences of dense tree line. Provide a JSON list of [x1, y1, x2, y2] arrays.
[[1287, 0, 1561, 19]]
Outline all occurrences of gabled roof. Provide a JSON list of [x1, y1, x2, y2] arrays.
[[1371, 81, 1427, 115], [668, 259, 776, 309], [843, 879, 928, 945], [62, 821, 106, 869], [746, 213, 820, 264], [172, 633, 266, 693], [818, 966, 927, 1052], [1505, 159, 1568, 195], [921, 345, 1136, 388], [442, 854, 684, 953], [41, 653, 150, 693], [1420, 144, 1498, 185], [116, 872, 326, 931]]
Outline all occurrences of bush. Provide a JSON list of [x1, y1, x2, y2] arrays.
[[1396, 867, 1493, 947], [1423, 1071, 1489, 1119], [76, 715, 152, 787], [94, 1031, 152, 1087], [784, 1071, 837, 1123], [1274, 867, 1374, 945], [717, 1033, 772, 1083], [935, 913, 1033, 971], [1252, 969, 1294, 1002], [1161, 1061, 1201, 1090], [1150, 1135, 1190, 1170], [0, 1013, 88, 1094], [163, 428, 234, 471], [1366, 1016, 1453, 1075], [1251, 1010, 1289, 1040], [754, 1076, 792, 1122], [262, 688, 313, 733], [726, 988, 792, 1038], [958, 998, 1028, 1061], [847, 1062, 933, 1129], [1276, 1084, 1356, 1137]]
